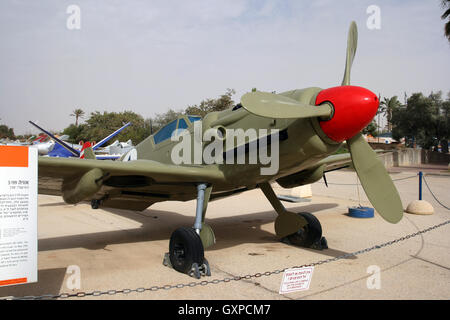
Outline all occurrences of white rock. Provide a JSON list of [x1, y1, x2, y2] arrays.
[[406, 200, 434, 215]]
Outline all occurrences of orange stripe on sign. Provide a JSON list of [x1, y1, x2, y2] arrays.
[[0, 146, 28, 167], [0, 277, 27, 286]]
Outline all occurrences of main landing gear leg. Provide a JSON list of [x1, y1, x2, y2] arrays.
[[163, 183, 214, 278], [258, 182, 328, 250]]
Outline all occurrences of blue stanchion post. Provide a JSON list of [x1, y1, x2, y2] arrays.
[[418, 171, 423, 200]]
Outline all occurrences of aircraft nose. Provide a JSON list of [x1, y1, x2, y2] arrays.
[[315, 85, 379, 142]]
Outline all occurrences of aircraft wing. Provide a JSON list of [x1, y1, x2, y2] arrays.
[[38, 157, 225, 210], [315, 153, 353, 172], [275, 152, 354, 189], [316, 149, 386, 172]]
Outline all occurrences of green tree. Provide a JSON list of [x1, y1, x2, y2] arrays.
[[391, 91, 450, 152], [184, 88, 236, 118], [151, 109, 184, 133], [62, 123, 89, 143], [63, 110, 152, 145], [70, 108, 85, 126], [85, 111, 151, 145], [362, 120, 378, 136], [0, 124, 15, 139], [379, 96, 401, 132]]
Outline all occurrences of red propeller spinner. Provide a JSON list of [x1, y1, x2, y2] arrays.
[[315, 85, 379, 142]]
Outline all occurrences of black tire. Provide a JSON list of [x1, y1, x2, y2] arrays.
[[169, 227, 204, 274], [91, 199, 100, 209], [287, 212, 322, 247]]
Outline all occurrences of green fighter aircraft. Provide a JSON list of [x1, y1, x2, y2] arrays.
[[38, 22, 403, 278]]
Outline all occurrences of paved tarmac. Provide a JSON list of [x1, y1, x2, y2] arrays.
[[0, 166, 449, 300]]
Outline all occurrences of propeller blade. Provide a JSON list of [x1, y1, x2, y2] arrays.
[[241, 91, 332, 119], [341, 21, 358, 86], [347, 133, 403, 223]]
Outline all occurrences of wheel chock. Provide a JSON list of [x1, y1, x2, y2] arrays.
[[163, 253, 211, 279], [310, 237, 328, 250], [282, 236, 328, 250]]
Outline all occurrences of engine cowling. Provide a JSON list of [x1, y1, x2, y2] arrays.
[[276, 165, 325, 189]]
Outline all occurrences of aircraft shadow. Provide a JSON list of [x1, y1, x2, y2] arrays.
[[38, 202, 355, 260], [0, 268, 67, 298]]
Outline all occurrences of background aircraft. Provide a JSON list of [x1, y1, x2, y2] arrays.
[[103, 139, 134, 154], [37, 22, 403, 278], [29, 121, 132, 160], [1, 134, 53, 153]]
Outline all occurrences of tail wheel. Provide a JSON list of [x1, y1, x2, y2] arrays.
[[287, 212, 322, 248], [169, 227, 204, 274]]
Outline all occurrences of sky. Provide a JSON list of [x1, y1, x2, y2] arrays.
[[0, 0, 449, 135]]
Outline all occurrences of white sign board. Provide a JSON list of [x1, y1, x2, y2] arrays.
[[279, 266, 314, 294], [0, 146, 37, 287]]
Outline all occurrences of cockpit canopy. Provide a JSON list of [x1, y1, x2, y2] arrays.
[[153, 115, 201, 144]]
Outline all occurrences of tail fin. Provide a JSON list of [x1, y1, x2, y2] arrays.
[[92, 122, 132, 150], [29, 121, 80, 157], [32, 134, 48, 144], [80, 142, 95, 159]]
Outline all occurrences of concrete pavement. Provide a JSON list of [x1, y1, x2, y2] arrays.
[[0, 168, 449, 300]]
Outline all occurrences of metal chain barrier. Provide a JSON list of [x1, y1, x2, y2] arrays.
[[422, 175, 450, 210], [3, 218, 450, 300], [322, 172, 450, 212]]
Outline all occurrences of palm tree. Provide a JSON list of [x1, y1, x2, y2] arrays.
[[70, 108, 85, 126], [380, 96, 401, 132], [442, 0, 450, 42]]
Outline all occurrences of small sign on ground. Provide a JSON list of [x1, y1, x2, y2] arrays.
[[279, 266, 314, 294]]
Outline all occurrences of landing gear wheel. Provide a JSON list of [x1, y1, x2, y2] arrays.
[[91, 199, 101, 209], [286, 212, 325, 249], [169, 227, 205, 275]]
